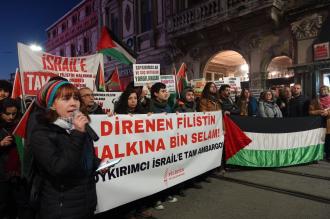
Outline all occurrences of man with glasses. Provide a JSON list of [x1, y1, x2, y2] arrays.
[[79, 87, 105, 114]]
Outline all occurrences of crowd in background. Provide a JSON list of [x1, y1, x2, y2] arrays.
[[0, 77, 330, 219]]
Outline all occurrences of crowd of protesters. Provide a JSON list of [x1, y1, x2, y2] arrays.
[[0, 77, 330, 219]]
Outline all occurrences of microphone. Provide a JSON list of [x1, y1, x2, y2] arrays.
[[74, 110, 100, 142]]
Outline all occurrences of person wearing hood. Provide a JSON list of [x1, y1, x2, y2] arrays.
[[173, 87, 203, 193], [173, 87, 197, 113], [79, 87, 105, 114]]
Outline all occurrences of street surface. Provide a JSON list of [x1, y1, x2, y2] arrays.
[[150, 161, 330, 219]]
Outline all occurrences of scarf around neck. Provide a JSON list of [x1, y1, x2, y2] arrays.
[[152, 99, 168, 108], [319, 95, 330, 109], [53, 117, 74, 132]]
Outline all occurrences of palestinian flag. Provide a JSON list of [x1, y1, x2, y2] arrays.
[[223, 115, 251, 160], [97, 26, 136, 65], [176, 63, 188, 94], [12, 100, 34, 166], [11, 68, 23, 99], [226, 116, 325, 167], [95, 64, 105, 91], [106, 66, 123, 91]]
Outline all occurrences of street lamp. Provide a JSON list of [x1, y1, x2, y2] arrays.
[[29, 44, 43, 51]]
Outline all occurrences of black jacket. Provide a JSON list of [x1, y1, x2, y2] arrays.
[[220, 97, 240, 115], [88, 103, 105, 115], [173, 100, 197, 113], [288, 95, 309, 117], [30, 122, 100, 219]]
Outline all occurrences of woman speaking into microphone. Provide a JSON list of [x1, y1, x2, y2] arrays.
[[29, 79, 100, 219]]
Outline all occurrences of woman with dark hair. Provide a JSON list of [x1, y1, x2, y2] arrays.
[[0, 98, 22, 218], [199, 82, 221, 112], [0, 80, 12, 101], [113, 86, 155, 218], [28, 79, 100, 218], [114, 87, 144, 114], [236, 88, 258, 116]]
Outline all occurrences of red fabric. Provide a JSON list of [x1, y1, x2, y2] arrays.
[[96, 64, 105, 91], [176, 63, 187, 94], [224, 115, 252, 160], [11, 70, 22, 99], [12, 101, 34, 138], [4, 147, 21, 174], [97, 27, 116, 51], [106, 67, 124, 92], [319, 95, 330, 109]]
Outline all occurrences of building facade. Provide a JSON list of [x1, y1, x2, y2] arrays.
[[45, 0, 99, 57], [46, 0, 330, 97]]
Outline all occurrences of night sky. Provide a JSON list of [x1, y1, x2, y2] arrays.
[[0, 0, 82, 79]]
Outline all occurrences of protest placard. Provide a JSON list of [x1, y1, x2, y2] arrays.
[[18, 43, 102, 95], [90, 112, 224, 212], [133, 64, 160, 86]]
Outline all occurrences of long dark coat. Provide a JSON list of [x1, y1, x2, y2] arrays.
[[30, 122, 100, 219]]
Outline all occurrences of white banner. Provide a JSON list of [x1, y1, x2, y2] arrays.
[[93, 92, 122, 114], [17, 43, 103, 95], [90, 111, 224, 213], [160, 75, 176, 94], [225, 77, 241, 91], [133, 64, 160, 86]]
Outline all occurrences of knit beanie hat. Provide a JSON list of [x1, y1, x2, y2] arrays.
[[36, 79, 70, 109]]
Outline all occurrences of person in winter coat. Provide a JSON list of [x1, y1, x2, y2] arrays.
[[79, 87, 105, 114], [115, 87, 145, 114], [257, 90, 283, 118], [199, 82, 221, 112], [277, 86, 292, 117], [0, 98, 22, 218], [236, 88, 258, 116], [219, 84, 239, 115], [173, 87, 197, 113], [29, 79, 100, 219], [309, 85, 330, 161], [288, 83, 309, 117], [114, 86, 155, 218], [147, 82, 177, 210], [148, 82, 172, 114]]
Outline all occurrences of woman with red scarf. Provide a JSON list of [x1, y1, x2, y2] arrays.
[[309, 85, 330, 161]]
